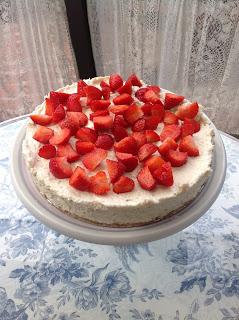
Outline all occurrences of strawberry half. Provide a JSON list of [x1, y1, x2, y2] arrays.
[[49, 128, 71, 145], [52, 104, 66, 123], [138, 143, 158, 162], [145, 130, 160, 143], [77, 80, 87, 97], [93, 116, 113, 131], [53, 92, 71, 105], [106, 159, 125, 183], [144, 116, 161, 130], [137, 166, 156, 191], [113, 115, 128, 128], [158, 137, 178, 156], [163, 111, 179, 125], [112, 126, 128, 142], [100, 80, 110, 88], [109, 74, 123, 91], [45, 98, 55, 116], [49, 91, 60, 108], [89, 100, 111, 112], [141, 103, 152, 116], [164, 93, 184, 110], [132, 132, 147, 148], [114, 136, 138, 155], [110, 105, 129, 115], [144, 89, 161, 104], [113, 93, 133, 105], [101, 87, 111, 100], [66, 111, 88, 127], [90, 110, 109, 120], [160, 124, 181, 141], [132, 118, 145, 132], [49, 157, 73, 179], [167, 150, 188, 167], [117, 81, 132, 95], [127, 74, 142, 87], [179, 135, 199, 157], [145, 155, 165, 174], [75, 141, 95, 155], [184, 118, 200, 133], [95, 134, 114, 150], [75, 127, 97, 143], [147, 85, 160, 94], [56, 143, 80, 162], [124, 104, 144, 125], [30, 114, 52, 126], [151, 103, 165, 121], [153, 162, 173, 186], [66, 94, 82, 112], [113, 176, 135, 194], [38, 144, 56, 159], [33, 126, 54, 144], [181, 122, 195, 138], [69, 166, 91, 191], [176, 102, 199, 120], [82, 148, 107, 171], [116, 152, 138, 172], [90, 171, 110, 195], [84, 85, 102, 103], [135, 88, 148, 102]]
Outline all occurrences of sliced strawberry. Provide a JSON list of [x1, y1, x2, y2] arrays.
[[163, 111, 179, 125], [84, 85, 102, 103], [95, 134, 114, 150], [132, 132, 147, 148], [75, 141, 95, 155], [75, 127, 97, 143], [90, 110, 109, 120], [90, 171, 110, 195], [114, 136, 138, 155], [59, 118, 78, 135], [93, 116, 113, 131], [49, 128, 71, 145], [66, 94, 82, 112], [89, 100, 111, 112], [145, 130, 160, 143], [38, 144, 56, 159], [141, 103, 152, 116], [164, 93, 184, 110], [132, 118, 145, 132], [100, 80, 110, 88], [52, 104, 66, 123], [179, 135, 199, 157], [109, 74, 123, 91], [117, 81, 132, 95], [112, 126, 128, 142], [101, 87, 111, 100], [30, 114, 52, 126], [82, 148, 107, 171], [77, 80, 87, 97], [181, 123, 195, 138], [113, 115, 128, 128], [124, 104, 144, 125], [113, 93, 133, 105], [176, 102, 199, 120], [144, 116, 161, 130], [147, 85, 160, 94], [49, 157, 73, 179], [160, 124, 181, 142], [154, 162, 173, 186], [158, 137, 178, 156], [127, 74, 142, 87], [45, 98, 55, 116], [57, 143, 80, 162], [138, 143, 158, 162], [106, 159, 125, 183], [151, 103, 165, 121], [144, 89, 161, 104], [33, 126, 54, 144], [110, 105, 129, 115], [137, 166, 156, 191], [52, 92, 71, 105], [167, 150, 188, 167], [49, 91, 60, 108], [115, 152, 138, 172], [184, 118, 200, 133], [135, 87, 148, 102], [69, 166, 91, 191], [145, 155, 165, 174], [66, 111, 88, 127], [113, 176, 135, 194]]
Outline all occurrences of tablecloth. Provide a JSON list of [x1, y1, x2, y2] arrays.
[[0, 117, 239, 320]]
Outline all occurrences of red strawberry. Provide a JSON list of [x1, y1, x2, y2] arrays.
[[113, 93, 133, 105], [181, 122, 194, 138], [176, 102, 199, 120], [164, 93, 184, 110], [117, 80, 132, 95], [114, 136, 138, 155], [84, 85, 102, 103], [59, 118, 78, 135], [77, 80, 87, 97], [49, 128, 71, 145], [66, 94, 82, 112], [160, 124, 181, 141], [151, 103, 165, 121], [127, 74, 142, 87], [147, 85, 160, 94], [179, 135, 199, 157], [66, 111, 88, 127], [69, 166, 91, 191], [158, 137, 178, 156], [45, 98, 55, 116], [141, 103, 152, 116], [145, 155, 165, 174], [52, 104, 66, 123], [52, 92, 71, 105], [90, 171, 110, 195], [163, 111, 179, 125], [124, 104, 144, 125], [101, 87, 111, 100], [82, 148, 107, 171], [113, 115, 128, 128], [184, 118, 200, 133], [135, 88, 148, 102], [115, 152, 138, 172], [154, 162, 173, 186], [100, 80, 110, 88], [167, 150, 188, 167], [145, 130, 160, 143], [38, 144, 56, 159], [49, 157, 73, 179], [132, 132, 147, 148], [93, 116, 113, 131], [138, 143, 158, 162], [112, 126, 128, 142], [90, 110, 109, 120], [137, 166, 156, 191], [75, 141, 95, 155], [95, 134, 114, 150], [106, 159, 125, 183], [30, 114, 52, 126], [56, 143, 80, 162], [89, 100, 111, 112], [110, 105, 129, 115], [113, 176, 135, 194], [109, 74, 123, 91], [144, 90, 161, 104], [49, 91, 60, 108], [144, 116, 161, 130], [75, 127, 97, 143], [33, 126, 54, 144], [132, 118, 145, 132]]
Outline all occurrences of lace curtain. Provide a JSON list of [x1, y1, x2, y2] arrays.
[[87, 0, 239, 135], [0, 0, 78, 122]]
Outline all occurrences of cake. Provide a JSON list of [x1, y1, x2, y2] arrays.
[[22, 74, 214, 227]]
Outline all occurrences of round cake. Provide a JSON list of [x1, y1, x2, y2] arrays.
[[23, 74, 214, 227]]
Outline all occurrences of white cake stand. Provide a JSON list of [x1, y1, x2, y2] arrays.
[[11, 119, 226, 245]]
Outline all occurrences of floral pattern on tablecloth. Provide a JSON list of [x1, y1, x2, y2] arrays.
[[0, 119, 239, 320]]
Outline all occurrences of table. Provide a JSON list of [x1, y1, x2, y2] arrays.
[[0, 116, 239, 320]]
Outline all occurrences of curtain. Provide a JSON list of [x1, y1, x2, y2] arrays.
[[87, 0, 239, 135], [0, 0, 78, 122]]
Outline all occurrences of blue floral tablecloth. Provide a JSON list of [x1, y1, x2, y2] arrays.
[[0, 117, 239, 320]]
